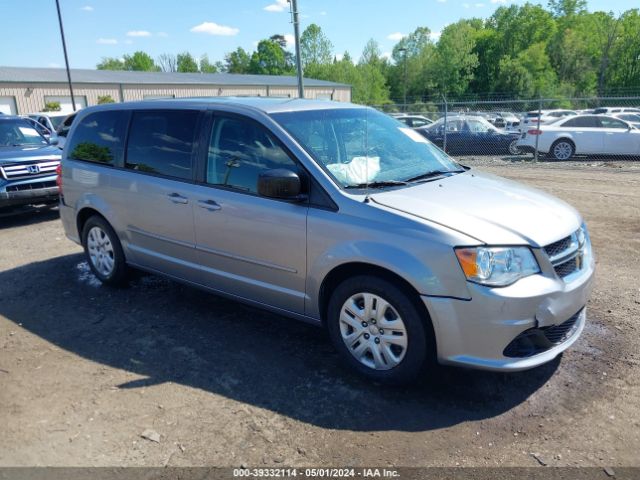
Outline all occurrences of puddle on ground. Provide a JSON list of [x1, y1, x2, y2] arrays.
[[75, 262, 102, 288]]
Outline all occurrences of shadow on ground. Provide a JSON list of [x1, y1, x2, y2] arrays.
[[0, 206, 59, 228], [0, 253, 559, 432]]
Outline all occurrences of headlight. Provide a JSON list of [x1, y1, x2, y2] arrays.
[[455, 246, 540, 287]]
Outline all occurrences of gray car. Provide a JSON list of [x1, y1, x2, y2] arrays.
[[58, 98, 595, 384], [1, 116, 61, 210]]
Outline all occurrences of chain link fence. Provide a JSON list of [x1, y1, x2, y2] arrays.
[[373, 96, 640, 162]]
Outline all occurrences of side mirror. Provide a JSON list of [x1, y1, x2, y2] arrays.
[[49, 135, 59, 146], [258, 168, 304, 201]]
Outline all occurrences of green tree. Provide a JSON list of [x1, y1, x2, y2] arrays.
[[249, 38, 293, 75], [432, 22, 479, 96], [97, 95, 115, 104], [42, 101, 61, 112], [607, 9, 640, 89], [300, 23, 333, 68], [224, 47, 251, 73], [359, 39, 382, 66], [388, 27, 436, 102], [97, 57, 125, 70], [547, 0, 587, 17], [123, 51, 160, 71], [177, 52, 199, 73], [200, 55, 218, 73]]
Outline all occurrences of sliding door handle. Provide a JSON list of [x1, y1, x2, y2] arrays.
[[197, 199, 221, 211], [167, 193, 189, 204]]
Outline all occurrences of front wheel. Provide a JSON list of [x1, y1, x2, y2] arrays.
[[326, 275, 433, 384], [81, 215, 129, 287]]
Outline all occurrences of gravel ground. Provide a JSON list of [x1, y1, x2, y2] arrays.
[[0, 159, 639, 468]]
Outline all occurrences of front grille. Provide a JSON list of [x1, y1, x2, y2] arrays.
[[503, 309, 584, 358], [544, 235, 572, 259], [0, 159, 60, 180], [554, 257, 579, 278], [543, 230, 585, 280], [6, 180, 57, 192]]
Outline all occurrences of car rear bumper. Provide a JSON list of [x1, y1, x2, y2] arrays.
[[422, 261, 595, 372]]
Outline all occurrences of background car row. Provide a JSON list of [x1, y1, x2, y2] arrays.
[[391, 106, 640, 159]]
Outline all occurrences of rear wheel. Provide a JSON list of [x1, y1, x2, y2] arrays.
[[550, 139, 575, 161], [508, 139, 522, 155], [81, 216, 128, 287], [327, 275, 433, 384]]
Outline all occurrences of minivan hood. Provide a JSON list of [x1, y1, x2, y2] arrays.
[[370, 170, 581, 247], [0, 144, 61, 164]]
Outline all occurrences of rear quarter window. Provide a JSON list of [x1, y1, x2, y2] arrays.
[[66, 110, 128, 166], [125, 110, 199, 180]]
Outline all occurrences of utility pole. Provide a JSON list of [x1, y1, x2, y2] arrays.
[[289, 0, 304, 98], [399, 47, 408, 111], [55, 0, 76, 111]]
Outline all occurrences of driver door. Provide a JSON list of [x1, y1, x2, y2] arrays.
[[192, 113, 309, 314]]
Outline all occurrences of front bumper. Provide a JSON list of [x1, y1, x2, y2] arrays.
[[423, 261, 595, 371], [0, 175, 59, 208]]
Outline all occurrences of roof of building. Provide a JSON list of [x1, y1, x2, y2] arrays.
[[0, 66, 348, 88]]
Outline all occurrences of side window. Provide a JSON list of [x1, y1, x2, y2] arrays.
[[207, 116, 298, 193], [562, 116, 598, 128], [599, 117, 628, 129], [126, 110, 199, 180], [412, 119, 428, 128], [466, 119, 488, 132], [66, 110, 128, 165]]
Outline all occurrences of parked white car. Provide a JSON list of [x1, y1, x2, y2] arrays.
[[392, 114, 434, 128], [495, 111, 521, 131], [519, 109, 577, 132], [593, 107, 640, 115], [613, 112, 640, 128], [27, 112, 69, 133], [517, 114, 640, 160]]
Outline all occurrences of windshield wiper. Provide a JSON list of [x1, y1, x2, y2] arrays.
[[404, 170, 464, 183], [345, 180, 408, 189]]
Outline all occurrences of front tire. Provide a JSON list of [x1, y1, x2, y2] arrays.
[[81, 215, 128, 287], [327, 275, 433, 385], [550, 139, 575, 161]]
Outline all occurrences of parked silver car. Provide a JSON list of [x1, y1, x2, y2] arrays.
[[58, 98, 595, 384]]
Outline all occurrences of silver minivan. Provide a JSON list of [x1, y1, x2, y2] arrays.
[[58, 98, 595, 384]]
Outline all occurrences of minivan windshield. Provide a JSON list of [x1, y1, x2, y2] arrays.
[[271, 108, 462, 189]]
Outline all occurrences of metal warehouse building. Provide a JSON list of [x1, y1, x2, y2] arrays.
[[0, 66, 351, 115]]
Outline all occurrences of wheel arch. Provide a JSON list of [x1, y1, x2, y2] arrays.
[[318, 262, 438, 360], [76, 206, 108, 241], [320, 262, 435, 331]]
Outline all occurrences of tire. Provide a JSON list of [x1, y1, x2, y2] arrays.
[[508, 139, 522, 155], [550, 139, 575, 161], [326, 275, 434, 385], [81, 215, 129, 287]]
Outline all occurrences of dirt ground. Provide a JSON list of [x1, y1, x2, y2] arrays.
[[0, 159, 639, 468]]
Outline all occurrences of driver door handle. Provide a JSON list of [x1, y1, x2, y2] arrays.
[[197, 199, 221, 211]]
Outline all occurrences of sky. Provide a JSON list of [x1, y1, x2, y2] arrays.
[[0, 0, 637, 70]]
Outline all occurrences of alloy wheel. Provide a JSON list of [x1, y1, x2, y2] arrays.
[[553, 141, 573, 160], [86, 226, 115, 277]]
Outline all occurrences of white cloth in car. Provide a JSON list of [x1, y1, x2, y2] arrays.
[[327, 156, 380, 186]]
